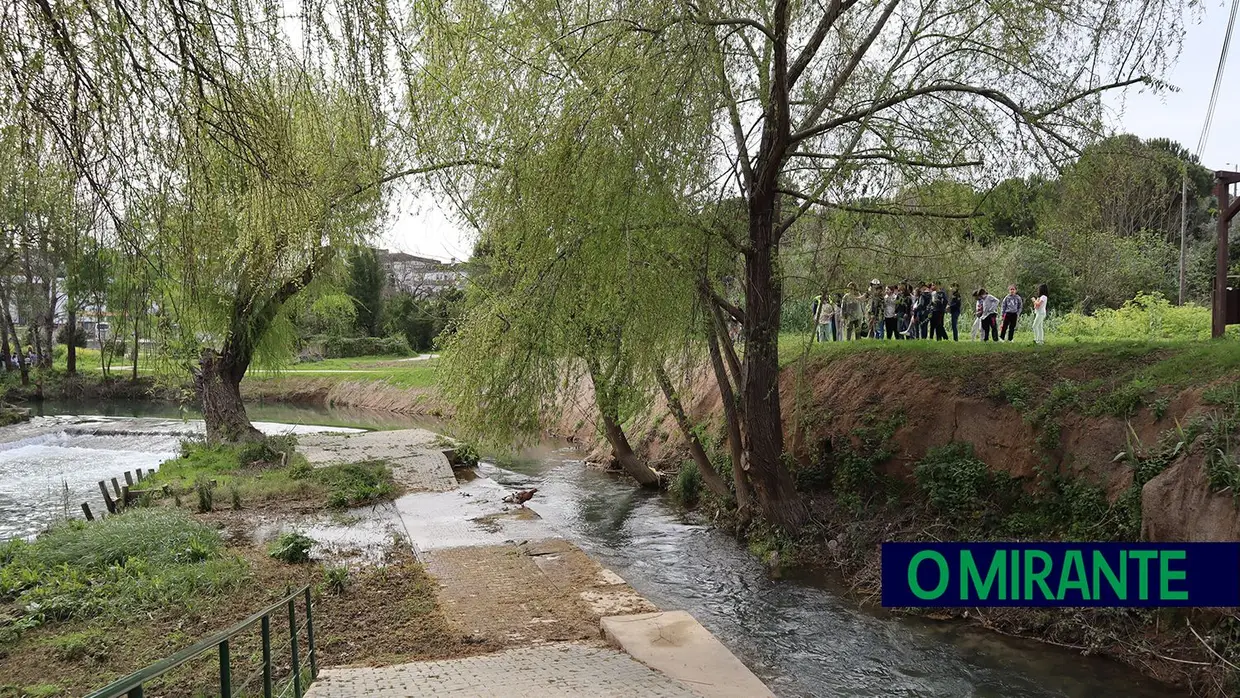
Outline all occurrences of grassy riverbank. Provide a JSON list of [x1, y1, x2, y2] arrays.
[[656, 337, 1240, 695], [0, 436, 463, 697]]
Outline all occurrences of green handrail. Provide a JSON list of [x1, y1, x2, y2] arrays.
[[85, 585, 317, 698]]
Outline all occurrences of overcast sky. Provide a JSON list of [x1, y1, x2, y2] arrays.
[[379, 3, 1240, 262]]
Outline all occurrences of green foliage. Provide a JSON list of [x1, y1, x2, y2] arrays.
[[384, 289, 464, 352], [453, 442, 480, 468], [914, 443, 1020, 527], [195, 478, 214, 513], [314, 461, 397, 509], [669, 461, 702, 506], [313, 335, 412, 359], [268, 532, 315, 564], [991, 377, 1031, 410], [322, 566, 350, 595], [229, 483, 242, 510], [1057, 293, 1210, 341], [0, 509, 246, 643], [346, 246, 386, 337], [1090, 377, 1152, 418], [47, 630, 107, 662], [1028, 380, 1083, 452]]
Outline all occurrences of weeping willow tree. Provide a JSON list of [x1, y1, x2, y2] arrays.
[[411, 0, 1188, 528], [430, 17, 740, 489], [1, 0, 396, 440]]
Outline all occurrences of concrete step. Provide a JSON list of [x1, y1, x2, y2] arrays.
[[601, 611, 775, 698]]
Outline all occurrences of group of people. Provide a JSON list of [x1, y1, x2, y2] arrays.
[[810, 280, 1050, 345]]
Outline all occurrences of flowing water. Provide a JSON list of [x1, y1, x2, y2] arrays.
[[4, 400, 1176, 697]]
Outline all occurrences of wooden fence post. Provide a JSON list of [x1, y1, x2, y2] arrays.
[[98, 481, 116, 514], [124, 471, 134, 487], [111, 478, 122, 499], [81, 502, 94, 521]]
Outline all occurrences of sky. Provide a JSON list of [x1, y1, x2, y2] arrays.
[[378, 2, 1240, 263]]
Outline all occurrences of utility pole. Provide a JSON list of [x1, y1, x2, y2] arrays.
[[1213, 171, 1240, 338], [1179, 170, 1188, 306]]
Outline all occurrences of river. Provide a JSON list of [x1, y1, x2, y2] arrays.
[[0, 400, 1176, 697]]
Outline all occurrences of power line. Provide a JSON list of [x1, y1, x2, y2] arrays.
[[1198, 0, 1240, 159]]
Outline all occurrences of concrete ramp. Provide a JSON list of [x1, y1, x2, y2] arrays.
[[601, 611, 775, 698]]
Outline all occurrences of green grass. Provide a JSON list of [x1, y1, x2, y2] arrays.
[[145, 440, 399, 509], [246, 356, 438, 388], [0, 509, 248, 643]]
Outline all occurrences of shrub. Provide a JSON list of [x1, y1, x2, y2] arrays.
[[669, 461, 701, 506], [314, 461, 397, 509], [915, 443, 995, 517], [454, 442, 480, 467], [314, 335, 412, 359], [269, 532, 315, 564], [55, 324, 88, 348], [1057, 292, 1210, 341], [195, 478, 214, 513], [322, 566, 350, 595]]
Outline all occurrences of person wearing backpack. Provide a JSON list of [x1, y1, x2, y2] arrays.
[[929, 283, 948, 340], [948, 284, 962, 341]]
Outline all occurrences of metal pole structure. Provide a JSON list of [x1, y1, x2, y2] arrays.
[[1216, 177, 1229, 338], [1214, 171, 1240, 338], [1179, 170, 1188, 306]]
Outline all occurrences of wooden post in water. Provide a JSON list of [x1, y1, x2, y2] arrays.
[[135, 468, 144, 482], [111, 477, 122, 499], [81, 502, 94, 521], [124, 471, 134, 487], [121, 485, 130, 509], [98, 481, 116, 514]]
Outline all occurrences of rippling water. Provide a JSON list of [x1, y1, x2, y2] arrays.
[[485, 450, 1180, 698]]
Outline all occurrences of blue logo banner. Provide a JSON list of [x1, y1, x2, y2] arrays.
[[881, 542, 1240, 607]]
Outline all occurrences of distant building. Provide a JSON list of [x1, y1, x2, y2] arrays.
[[378, 250, 466, 298]]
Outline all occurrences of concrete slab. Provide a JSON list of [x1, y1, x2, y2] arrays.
[[298, 428, 457, 492], [601, 611, 775, 698], [395, 476, 561, 554]]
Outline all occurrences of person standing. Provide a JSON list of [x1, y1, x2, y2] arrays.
[[868, 279, 885, 339], [980, 288, 1001, 341], [883, 285, 899, 339], [971, 289, 984, 341], [814, 291, 835, 342], [999, 285, 1023, 342], [896, 284, 912, 339], [1032, 283, 1049, 345], [948, 284, 962, 341], [917, 283, 933, 339], [841, 285, 863, 340], [929, 283, 948, 340]]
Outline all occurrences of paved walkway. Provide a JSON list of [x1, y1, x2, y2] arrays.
[[297, 429, 770, 697], [307, 643, 698, 697]]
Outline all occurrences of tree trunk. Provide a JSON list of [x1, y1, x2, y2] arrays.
[[195, 348, 264, 443], [66, 306, 76, 376], [599, 409, 661, 488], [0, 312, 11, 373], [742, 183, 806, 530], [654, 364, 731, 499], [707, 317, 752, 510], [41, 275, 54, 369], [131, 312, 139, 382]]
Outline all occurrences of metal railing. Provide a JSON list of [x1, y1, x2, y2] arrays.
[[85, 585, 317, 698]]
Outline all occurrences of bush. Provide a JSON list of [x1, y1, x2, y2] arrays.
[[454, 442, 480, 467], [269, 531, 315, 564], [314, 461, 397, 508], [914, 443, 1020, 527], [55, 324, 88, 348], [322, 566, 350, 595], [1057, 292, 1210, 341], [669, 461, 701, 506], [314, 335, 412, 358]]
